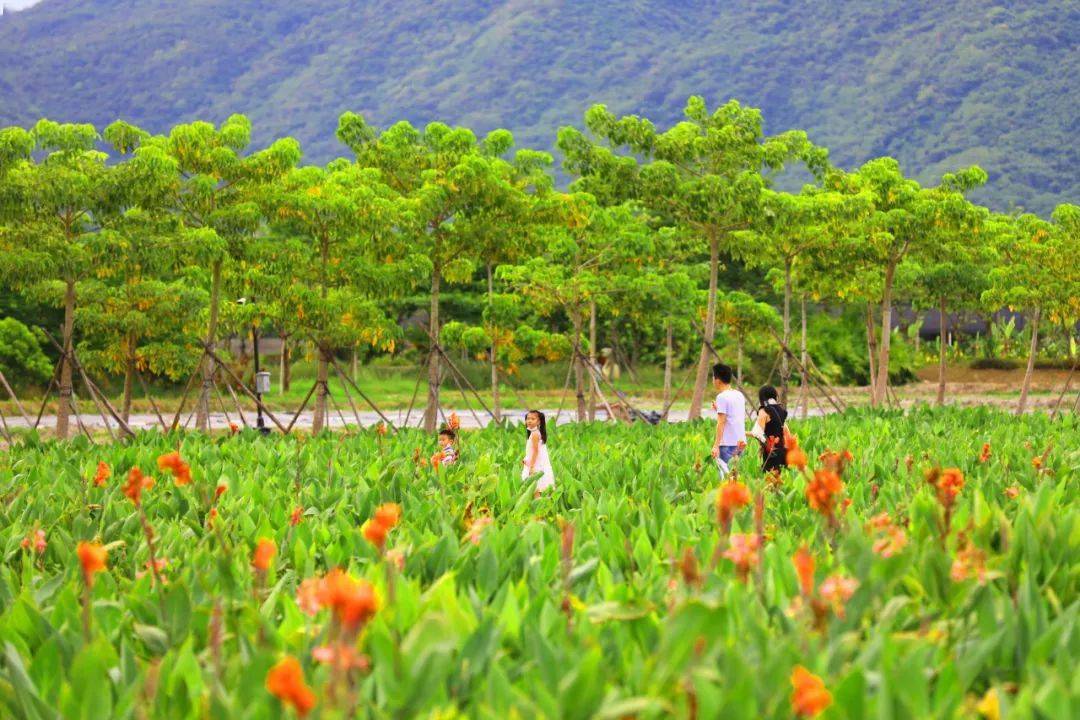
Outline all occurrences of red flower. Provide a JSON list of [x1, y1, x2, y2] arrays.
[[290, 506, 304, 526], [978, 443, 991, 463], [265, 656, 316, 717], [21, 529, 46, 554], [790, 666, 832, 717], [930, 468, 964, 510], [215, 482, 227, 500], [229, 422, 239, 435], [77, 541, 108, 588]]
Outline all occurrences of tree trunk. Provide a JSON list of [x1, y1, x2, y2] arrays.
[[799, 294, 809, 418], [196, 260, 223, 430], [280, 334, 291, 393], [122, 333, 136, 423], [56, 279, 76, 440], [487, 264, 501, 423], [587, 299, 597, 421], [312, 347, 330, 434], [689, 230, 720, 419], [1017, 306, 1040, 415], [662, 319, 674, 420], [780, 259, 792, 405], [865, 303, 878, 405], [423, 266, 442, 432], [573, 311, 587, 422], [736, 337, 744, 388], [937, 297, 948, 406], [874, 263, 896, 407]]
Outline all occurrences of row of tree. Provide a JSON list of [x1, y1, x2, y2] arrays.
[[0, 98, 1077, 438]]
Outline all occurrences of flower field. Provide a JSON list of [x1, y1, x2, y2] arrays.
[[0, 407, 1077, 719]]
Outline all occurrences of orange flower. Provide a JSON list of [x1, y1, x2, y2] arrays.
[[265, 656, 316, 717], [790, 666, 832, 717], [431, 450, 444, 469], [1003, 486, 1020, 499], [122, 467, 154, 506], [375, 422, 388, 437], [315, 569, 379, 630], [869, 512, 891, 530], [792, 546, 815, 597], [215, 482, 227, 500], [157, 451, 192, 486], [253, 538, 277, 572], [361, 519, 389, 550], [722, 534, 761, 581], [373, 503, 401, 530], [978, 443, 991, 463], [76, 541, 107, 587], [716, 480, 752, 529], [229, 422, 239, 435], [819, 574, 858, 617], [787, 437, 808, 471], [931, 468, 964, 509], [447, 412, 460, 431], [312, 644, 369, 671], [1031, 456, 1042, 470], [290, 506, 304, 526], [385, 548, 406, 572], [206, 507, 218, 528], [93, 462, 111, 487], [806, 469, 843, 516], [950, 541, 988, 584], [296, 577, 321, 616], [872, 526, 908, 558], [467, 516, 493, 545]]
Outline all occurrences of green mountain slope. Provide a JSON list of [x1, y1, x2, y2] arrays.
[[1, 0, 1076, 213]]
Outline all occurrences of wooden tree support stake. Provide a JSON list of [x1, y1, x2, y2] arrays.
[[202, 344, 289, 433], [135, 369, 170, 431], [0, 370, 31, 424]]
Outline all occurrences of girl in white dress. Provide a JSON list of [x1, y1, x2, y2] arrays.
[[521, 410, 555, 495]]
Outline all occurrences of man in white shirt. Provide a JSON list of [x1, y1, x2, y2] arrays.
[[711, 362, 746, 478]]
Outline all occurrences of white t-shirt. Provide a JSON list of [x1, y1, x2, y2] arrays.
[[715, 389, 746, 446]]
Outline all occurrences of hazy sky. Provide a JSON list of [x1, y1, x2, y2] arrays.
[[3, 0, 42, 10]]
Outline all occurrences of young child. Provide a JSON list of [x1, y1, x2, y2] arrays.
[[521, 409, 554, 495], [711, 363, 746, 478], [749, 385, 788, 475], [436, 428, 458, 466]]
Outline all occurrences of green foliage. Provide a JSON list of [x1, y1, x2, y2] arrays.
[[0, 408, 1076, 717], [0, 317, 50, 388]]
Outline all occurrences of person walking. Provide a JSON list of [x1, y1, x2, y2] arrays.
[[710, 363, 746, 478]]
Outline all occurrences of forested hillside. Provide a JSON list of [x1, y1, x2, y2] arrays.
[[1, 0, 1076, 212]]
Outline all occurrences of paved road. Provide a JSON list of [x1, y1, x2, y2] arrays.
[[2, 405, 831, 433]]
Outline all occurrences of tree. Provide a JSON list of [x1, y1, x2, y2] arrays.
[[715, 290, 781, 389], [984, 206, 1080, 414], [823, 159, 987, 406], [338, 114, 540, 431], [899, 210, 995, 405], [558, 96, 827, 419], [117, 116, 301, 430], [264, 160, 419, 432], [733, 186, 870, 403], [0, 121, 124, 438], [499, 199, 648, 421]]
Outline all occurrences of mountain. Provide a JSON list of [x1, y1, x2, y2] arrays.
[[1, 0, 1076, 214]]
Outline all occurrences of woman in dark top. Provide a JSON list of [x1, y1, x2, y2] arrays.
[[750, 385, 789, 474]]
